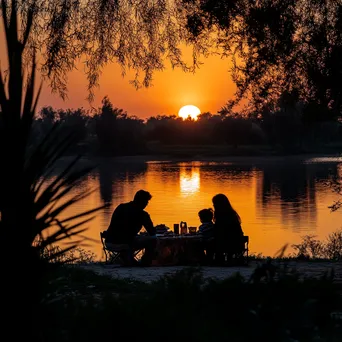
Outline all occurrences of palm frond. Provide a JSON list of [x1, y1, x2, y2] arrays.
[[0, 4, 105, 264]]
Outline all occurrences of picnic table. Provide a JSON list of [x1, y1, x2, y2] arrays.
[[153, 234, 204, 266], [101, 230, 249, 266]]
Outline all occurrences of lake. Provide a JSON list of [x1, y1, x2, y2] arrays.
[[53, 155, 342, 260]]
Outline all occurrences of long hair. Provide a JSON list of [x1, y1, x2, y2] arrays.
[[212, 193, 241, 224]]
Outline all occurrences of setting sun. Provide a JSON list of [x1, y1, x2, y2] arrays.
[[178, 105, 201, 120]]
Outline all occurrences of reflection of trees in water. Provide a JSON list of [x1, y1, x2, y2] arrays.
[[98, 163, 114, 206], [98, 160, 148, 206], [147, 162, 255, 197], [256, 162, 340, 230], [45, 159, 93, 195], [146, 161, 256, 184], [199, 163, 255, 184], [147, 162, 201, 197], [98, 160, 148, 228], [146, 162, 180, 182]]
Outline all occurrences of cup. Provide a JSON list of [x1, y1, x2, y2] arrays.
[[188, 226, 197, 234], [173, 223, 179, 235]]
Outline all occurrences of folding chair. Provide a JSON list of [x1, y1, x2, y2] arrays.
[[208, 235, 250, 266], [239, 235, 249, 264], [227, 235, 249, 265], [100, 231, 143, 264]]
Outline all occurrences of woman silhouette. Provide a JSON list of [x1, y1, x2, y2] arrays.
[[212, 193, 244, 264]]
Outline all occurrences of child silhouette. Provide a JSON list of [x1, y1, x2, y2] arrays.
[[198, 208, 214, 240]]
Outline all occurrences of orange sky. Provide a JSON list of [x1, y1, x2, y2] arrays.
[[0, 16, 237, 120], [38, 49, 237, 119]]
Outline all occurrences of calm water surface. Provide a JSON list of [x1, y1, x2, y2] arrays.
[[54, 156, 342, 260]]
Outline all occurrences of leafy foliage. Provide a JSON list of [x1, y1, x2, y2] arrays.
[[38, 244, 96, 264], [182, 0, 342, 118], [3, 0, 197, 99]]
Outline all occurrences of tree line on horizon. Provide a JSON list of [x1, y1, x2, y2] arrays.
[[33, 94, 342, 156]]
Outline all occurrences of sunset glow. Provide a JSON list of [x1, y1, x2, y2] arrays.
[[180, 168, 200, 196], [178, 105, 201, 120], [10, 44, 237, 118]]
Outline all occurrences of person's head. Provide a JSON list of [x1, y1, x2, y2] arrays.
[[212, 193, 241, 222], [212, 193, 232, 212], [133, 190, 152, 209], [198, 208, 214, 223]]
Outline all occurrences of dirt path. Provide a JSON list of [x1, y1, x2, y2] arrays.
[[81, 261, 342, 283]]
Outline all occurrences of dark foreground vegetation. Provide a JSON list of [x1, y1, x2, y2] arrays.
[[40, 266, 342, 342], [37, 232, 342, 341]]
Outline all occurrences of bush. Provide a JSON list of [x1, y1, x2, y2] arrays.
[[292, 230, 342, 260], [39, 244, 96, 264]]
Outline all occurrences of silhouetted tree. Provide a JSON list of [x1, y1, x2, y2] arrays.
[[58, 107, 89, 143], [7, 0, 199, 100], [94, 96, 120, 155], [39, 106, 57, 123], [182, 0, 342, 120], [215, 117, 265, 148], [0, 2, 103, 340], [145, 115, 182, 144], [94, 96, 145, 155]]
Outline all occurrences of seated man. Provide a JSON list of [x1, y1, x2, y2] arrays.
[[105, 190, 156, 266]]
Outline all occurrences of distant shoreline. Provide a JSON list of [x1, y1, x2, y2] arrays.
[[56, 151, 342, 167], [104, 152, 342, 163], [68, 142, 342, 163]]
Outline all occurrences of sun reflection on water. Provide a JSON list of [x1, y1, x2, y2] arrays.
[[180, 167, 200, 196]]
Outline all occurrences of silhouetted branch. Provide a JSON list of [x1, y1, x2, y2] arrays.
[[21, 5, 34, 50]]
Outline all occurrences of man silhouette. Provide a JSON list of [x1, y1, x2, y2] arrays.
[[105, 190, 156, 266]]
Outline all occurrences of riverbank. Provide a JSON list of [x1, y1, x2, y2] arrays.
[[59, 151, 342, 167], [80, 260, 342, 283], [41, 261, 342, 341], [103, 152, 342, 164]]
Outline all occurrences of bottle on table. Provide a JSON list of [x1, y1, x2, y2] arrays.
[[180, 221, 187, 235]]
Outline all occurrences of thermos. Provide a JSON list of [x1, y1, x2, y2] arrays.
[[173, 223, 179, 235]]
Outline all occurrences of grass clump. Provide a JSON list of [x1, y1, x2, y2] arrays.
[[292, 230, 342, 260], [247, 230, 342, 261], [39, 245, 97, 264]]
